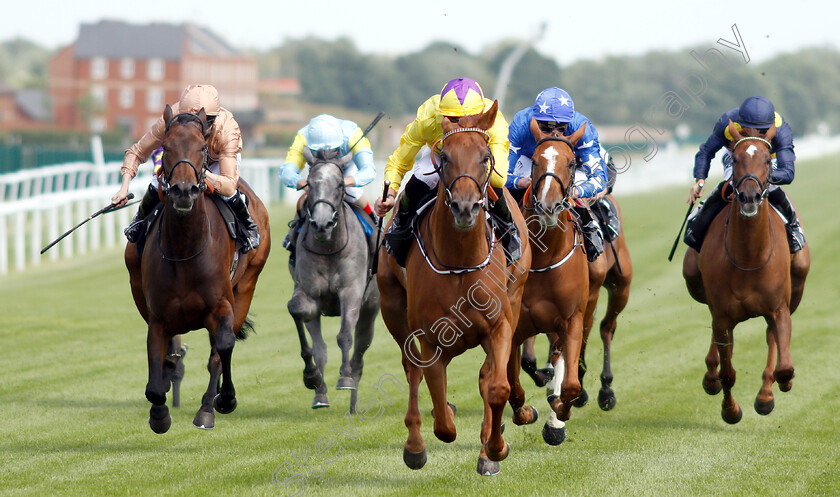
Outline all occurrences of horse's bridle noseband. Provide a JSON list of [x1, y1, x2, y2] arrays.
[[529, 136, 576, 216], [730, 136, 773, 202], [429, 127, 494, 208], [304, 160, 346, 224]]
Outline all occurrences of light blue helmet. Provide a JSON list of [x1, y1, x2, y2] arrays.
[[305, 114, 343, 151], [533, 87, 575, 123]]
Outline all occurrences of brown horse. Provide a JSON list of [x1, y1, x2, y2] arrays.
[[377, 101, 532, 476], [521, 194, 632, 413], [682, 121, 809, 423], [125, 105, 271, 433], [509, 120, 589, 445]]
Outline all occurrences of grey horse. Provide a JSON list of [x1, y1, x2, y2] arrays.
[[287, 148, 380, 411]]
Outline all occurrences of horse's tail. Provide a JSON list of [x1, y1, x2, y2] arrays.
[[236, 316, 255, 340]]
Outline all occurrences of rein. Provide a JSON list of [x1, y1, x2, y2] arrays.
[[301, 160, 351, 256], [527, 136, 575, 217]]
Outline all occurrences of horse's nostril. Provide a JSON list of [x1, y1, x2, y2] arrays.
[[470, 202, 481, 216]]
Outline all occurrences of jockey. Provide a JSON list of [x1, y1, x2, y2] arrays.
[[506, 87, 609, 262], [111, 84, 260, 253], [373, 77, 520, 267], [684, 95, 805, 253], [280, 114, 377, 262]]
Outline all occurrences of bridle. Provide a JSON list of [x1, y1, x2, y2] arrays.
[[429, 127, 494, 208], [528, 136, 575, 217], [301, 160, 350, 256], [729, 136, 773, 204], [159, 112, 210, 196]]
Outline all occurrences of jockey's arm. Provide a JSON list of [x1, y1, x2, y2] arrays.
[[505, 117, 528, 190], [280, 133, 308, 189], [205, 156, 239, 198], [384, 118, 427, 193], [347, 129, 375, 188], [112, 113, 167, 206], [573, 147, 607, 199], [770, 123, 796, 185], [487, 110, 510, 189], [204, 119, 242, 198], [693, 120, 728, 181]]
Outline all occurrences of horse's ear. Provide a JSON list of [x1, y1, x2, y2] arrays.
[[196, 108, 212, 138], [476, 100, 499, 131], [338, 150, 354, 167], [302, 146, 315, 165], [530, 117, 546, 140], [764, 120, 777, 142], [163, 104, 173, 126], [568, 122, 587, 145], [727, 119, 742, 144]]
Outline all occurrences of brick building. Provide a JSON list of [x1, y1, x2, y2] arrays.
[[0, 84, 51, 131], [48, 20, 258, 137]]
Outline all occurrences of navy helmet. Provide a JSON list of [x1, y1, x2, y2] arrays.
[[533, 87, 575, 123], [738, 96, 775, 128]]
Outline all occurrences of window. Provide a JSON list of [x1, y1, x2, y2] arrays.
[[120, 87, 134, 109], [146, 87, 163, 112], [91, 57, 108, 79], [148, 58, 164, 81], [90, 117, 107, 133], [120, 58, 135, 79], [91, 86, 106, 105]]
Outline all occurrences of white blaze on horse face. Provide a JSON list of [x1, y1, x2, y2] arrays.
[[540, 147, 560, 204], [746, 144, 757, 157]]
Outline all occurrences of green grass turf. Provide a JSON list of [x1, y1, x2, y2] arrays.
[[1, 154, 839, 496]]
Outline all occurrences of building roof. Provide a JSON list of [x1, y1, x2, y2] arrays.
[[74, 20, 242, 60], [15, 89, 50, 121]]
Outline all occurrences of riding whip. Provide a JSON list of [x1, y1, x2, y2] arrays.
[[40, 193, 134, 254], [368, 180, 391, 278], [667, 201, 695, 262], [349, 112, 386, 151]]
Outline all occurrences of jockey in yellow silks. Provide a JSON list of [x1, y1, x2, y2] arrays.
[[374, 77, 520, 266]]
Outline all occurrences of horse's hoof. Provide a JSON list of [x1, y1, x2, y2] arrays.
[[213, 394, 237, 414], [522, 357, 538, 374], [598, 388, 617, 411], [754, 397, 775, 416], [312, 393, 330, 409], [534, 368, 554, 387], [303, 367, 323, 390], [430, 402, 457, 417], [573, 389, 589, 408], [193, 410, 215, 430], [722, 404, 743, 424], [476, 456, 500, 476], [542, 422, 566, 446], [148, 405, 171, 434], [513, 406, 539, 426], [484, 442, 510, 462], [335, 376, 356, 390], [403, 447, 427, 470], [703, 378, 722, 396], [777, 379, 793, 392]]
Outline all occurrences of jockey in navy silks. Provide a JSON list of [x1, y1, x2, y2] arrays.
[[684, 95, 805, 253], [506, 87, 609, 262]]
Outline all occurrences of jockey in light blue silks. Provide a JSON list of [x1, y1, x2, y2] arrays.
[[506, 87, 609, 261], [683, 95, 805, 253], [280, 114, 377, 264]]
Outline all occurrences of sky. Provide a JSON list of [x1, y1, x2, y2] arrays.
[[3, 0, 838, 65]]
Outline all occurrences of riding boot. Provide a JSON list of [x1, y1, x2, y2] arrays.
[[768, 188, 805, 253], [225, 190, 260, 253], [684, 182, 727, 252], [489, 186, 522, 265], [283, 209, 303, 266], [384, 176, 433, 267], [574, 207, 604, 262], [124, 184, 159, 243]]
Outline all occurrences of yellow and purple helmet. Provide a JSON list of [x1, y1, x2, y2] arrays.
[[439, 78, 485, 117]]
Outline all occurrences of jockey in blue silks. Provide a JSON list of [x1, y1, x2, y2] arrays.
[[506, 87, 609, 262], [684, 95, 805, 253]]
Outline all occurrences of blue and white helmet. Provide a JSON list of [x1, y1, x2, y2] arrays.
[[305, 114, 343, 151], [533, 87, 575, 123]]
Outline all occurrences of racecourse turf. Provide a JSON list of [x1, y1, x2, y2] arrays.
[[0, 153, 838, 496]]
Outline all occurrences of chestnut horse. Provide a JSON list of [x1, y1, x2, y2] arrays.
[[521, 194, 632, 413], [509, 120, 589, 446], [125, 106, 271, 433], [683, 121, 809, 423], [377, 101, 532, 476]]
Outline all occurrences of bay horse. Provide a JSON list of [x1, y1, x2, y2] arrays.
[[377, 100, 532, 476], [509, 120, 589, 446], [125, 105, 271, 433], [682, 121, 810, 423], [287, 148, 379, 412], [521, 193, 632, 413]]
